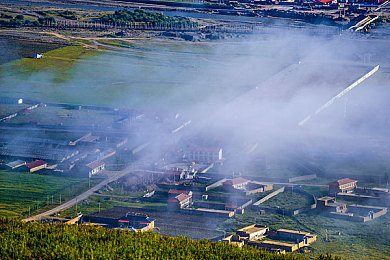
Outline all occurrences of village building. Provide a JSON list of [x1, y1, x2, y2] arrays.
[[32, 53, 44, 59], [25, 160, 47, 172], [236, 224, 269, 241], [223, 177, 250, 190], [317, 196, 347, 213], [184, 147, 223, 163], [83, 210, 155, 232], [5, 160, 26, 170], [222, 234, 245, 247], [276, 229, 317, 245], [86, 160, 105, 176], [168, 189, 193, 197], [117, 213, 155, 232], [329, 178, 358, 195], [248, 240, 298, 253], [167, 193, 192, 210]]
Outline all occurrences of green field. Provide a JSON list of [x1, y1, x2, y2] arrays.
[[261, 190, 314, 210], [0, 39, 293, 111], [0, 170, 101, 218], [0, 218, 327, 260]]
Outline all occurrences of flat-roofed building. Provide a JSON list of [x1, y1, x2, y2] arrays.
[[5, 160, 26, 170], [248, 240, 299, 252], [317, 196, 347, 213], [277, 229, 317, 245], [25, 160, 47, 172], [222, 234, 245, 247], [329, 178, 357, 195], [236, 224, 269, 241]]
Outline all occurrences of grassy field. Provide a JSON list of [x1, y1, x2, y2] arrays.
[[261, 190, 314, 210], [0, 39, 292, 111], [0, 169, 101, 218]]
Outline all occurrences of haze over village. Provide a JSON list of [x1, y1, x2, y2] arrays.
[[1, 0, 390, 259]]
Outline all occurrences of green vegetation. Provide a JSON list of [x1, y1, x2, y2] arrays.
[[59, 194, 166, 218], [261, 191, 314, 210], [0, 170, 101, 218], [99, 9, 197, 27], [0, 218, 338, 259], [37, 10, 77, 20], [2, 45, 99, 83]]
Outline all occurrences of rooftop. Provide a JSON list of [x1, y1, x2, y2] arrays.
[[5, 160, 26, 168], [259, 240, 296, 248], [277, 229, 311, 236], [86, 160, 105, 170], [168, 189, 191, 195], [330, 178, 357, 186], [237, 224, 268, 234], [25, 160, 47, 169]]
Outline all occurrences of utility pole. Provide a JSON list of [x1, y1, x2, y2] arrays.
[[28, 206, 30, 218], [59, 193, 61, 204], [75, 198, 78, 215]]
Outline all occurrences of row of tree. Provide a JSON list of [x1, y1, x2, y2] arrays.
[[0, 14, 55, 27], [99, 9, 198, 27]]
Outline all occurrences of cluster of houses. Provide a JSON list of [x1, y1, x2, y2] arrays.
[[315, 178, 388, 222], [223, 224, 317, 253], [0, 132, 129, 177]]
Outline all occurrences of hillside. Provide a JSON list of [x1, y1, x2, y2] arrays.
[[0, 218, 337, 259]]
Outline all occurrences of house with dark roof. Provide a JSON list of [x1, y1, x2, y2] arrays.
[[83, 210, 155, 232], [329, 178, 357, 195], [25, 160, 47, 172]]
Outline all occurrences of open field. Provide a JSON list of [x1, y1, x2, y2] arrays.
[[0, 37, 295, 111], [7, 105, 122, 126], [0, 169, 102, 218]]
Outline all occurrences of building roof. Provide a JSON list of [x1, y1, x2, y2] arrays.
[[223, 177, 249, 186], [25, 160, 47, 169], [237, 224, 268, 234], [277, 229, 311, 236], [86, 160, 105, 170], [168, 193, 192, 203], [6, 160, 26, 168], [168, 189, 191, 195], [259, 240, 296, 248], [330, 178, 357, 186]]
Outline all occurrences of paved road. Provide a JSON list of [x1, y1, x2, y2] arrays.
[[22, 164, 138, 222]]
